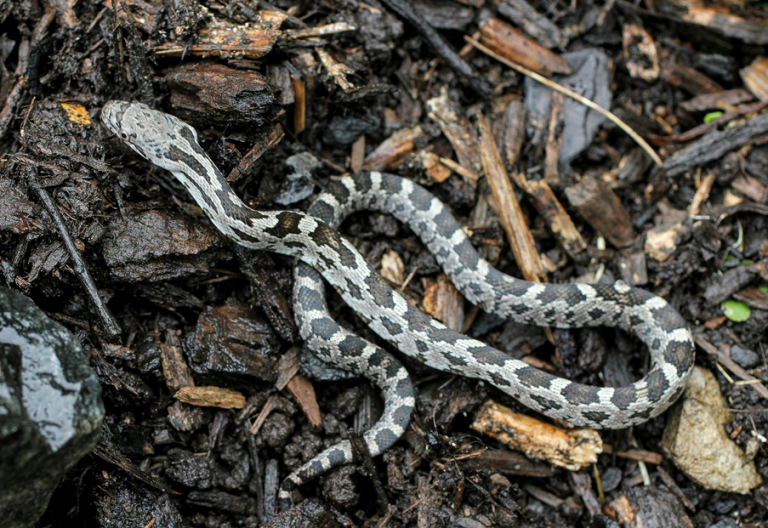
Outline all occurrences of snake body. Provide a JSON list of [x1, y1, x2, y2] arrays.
[[102, 101, 695, 509]]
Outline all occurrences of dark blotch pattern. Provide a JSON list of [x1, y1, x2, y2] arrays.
[[561, 383, 600, 406]]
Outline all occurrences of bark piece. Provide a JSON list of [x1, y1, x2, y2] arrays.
[[463, 449, 556, 477], [479, 113, 547, 282], [422, 274, 465, 332], [565, 175, 636, 248], [470, 400, 602, 471], [663, 113, 768, 177], [660, 53, 724, 95], [161, 330, 195, 393], [227, 124, 285, 183], [679, 89, 755, 112], [479, 18, 571, 77], [175, 386, 246, 409], [364, 126, 424, 171], [154, 14, 286, 59], [741, 57, 768, 101], [165, 63, 278, 127], [495, 0, 566, 50], [622, 23, 659, 82], [511, 173, 586, 257], [427, 89, 483, 176]]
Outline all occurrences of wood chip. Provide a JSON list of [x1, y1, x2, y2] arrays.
[[227, 124, 285, 183], [511, 173, 586, 257], [564, 175, 636, 248], [679, 89, 755, 112], [688, 171, 716, 217], [544, 91, 564, 186], [364, 126, 425, 171], [422, 274, 465, 331], [471, 400, 602, 471], [351, 135, 366, 174], [427, 89, 483, 176], [161, 329, 195, 393], [381, 249, 405, 285], [175, 386, 246, 409], [741, 57, 768, 101], [316, 47, 355, 91], [479, 18, 571, 77], [495, 0, 566, 50], [601, 444, 663, 465], [622, 23, 659, 82], [734, 285, 768, 310], [479, 112, 547, 282], [732, 174, 768, 203], [660, 52, 724, 95], [463, 449, 556, 477], [286, 373, 322, 430], [419, 150, 451, 183], [292, 75, 306, 134], [154, 14, 287, 59]]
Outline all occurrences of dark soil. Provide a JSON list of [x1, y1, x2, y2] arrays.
[[1, 0, 768, 526]]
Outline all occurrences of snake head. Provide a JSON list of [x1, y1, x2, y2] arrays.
[[101, 100, 201, 170]]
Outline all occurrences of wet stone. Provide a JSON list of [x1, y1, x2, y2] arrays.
[[0, 287, 104, 528], [261, 412, 295, 448], [730, 345, 759, 369], [600, 466, 622, 493], [325, 114, 381, 147]]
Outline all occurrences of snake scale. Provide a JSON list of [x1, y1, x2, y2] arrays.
[[102, 101, 695, 509]]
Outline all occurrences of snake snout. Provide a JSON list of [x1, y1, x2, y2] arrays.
[[101, 100, 131, 136]]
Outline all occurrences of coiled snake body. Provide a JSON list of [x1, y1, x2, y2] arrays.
[[102, 101, 695, 509]]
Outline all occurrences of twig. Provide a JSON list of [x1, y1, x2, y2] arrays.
[[465, 36, 663, 166], [381, 0, 494, 99], [22, 164, 122, 340]]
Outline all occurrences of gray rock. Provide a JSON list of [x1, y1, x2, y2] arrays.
[[0, 287, 104, 528], [326, 114, 381, 146], [730, 345, 759, 369]]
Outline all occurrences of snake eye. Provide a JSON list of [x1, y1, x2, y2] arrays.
[[120, 132, 127, 139]]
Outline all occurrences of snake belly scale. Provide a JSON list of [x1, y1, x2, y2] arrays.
[[102, 101, 695, 509]]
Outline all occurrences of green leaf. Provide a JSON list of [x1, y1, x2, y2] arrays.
[[760, 286, 768, 294], [741, 259, 755, 266], [704, 112, 723, 123], [721, 300, 751, 322]]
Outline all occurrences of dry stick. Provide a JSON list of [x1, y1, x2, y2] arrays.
[[347, 428, 390, 514], [465, 37, 663, 167], [22, 165, 122, 340]]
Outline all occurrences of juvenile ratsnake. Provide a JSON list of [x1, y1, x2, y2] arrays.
[[102, 101, 695, 509]]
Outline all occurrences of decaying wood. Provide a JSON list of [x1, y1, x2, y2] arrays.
[[679, 89, 755, 112], [479, 18, 571, 77], [286, 374, 322, 430], [175, 386, 247, 409], [544, 91, 564, 186], [291, 75, 306, 134], [427, 90, 483, 176], [663, 112, 768, 177], [511, 173, 586, 257], [471, 400, 602, 471], [564, 175, 636, 248], [741, 57, 768, 101], [495, 0, 566, 50], [478, 113, 547, 283], [161, 329, 195, 392], [155, 13, 287, 59], [364, 126, 425, 171], [227, 124, 285, 183], [422, 274, 465, 332], [464, 449, 556, 477]]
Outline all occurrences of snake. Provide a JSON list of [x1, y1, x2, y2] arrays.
[[101, 101, 695, 509]]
